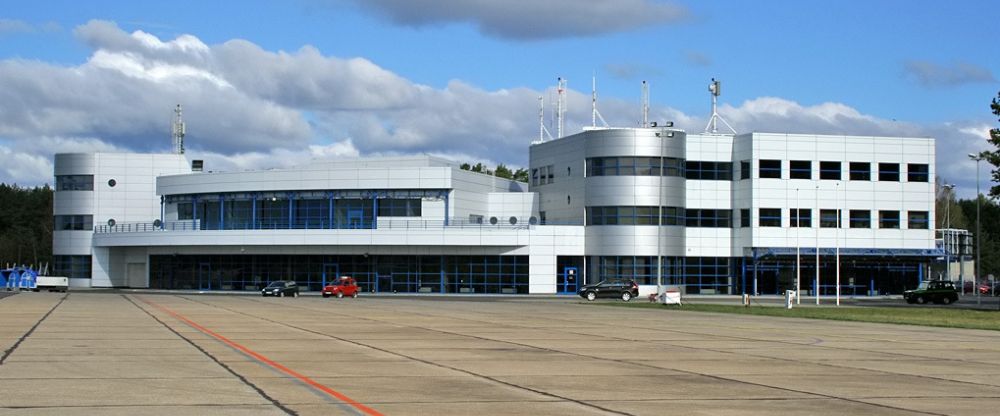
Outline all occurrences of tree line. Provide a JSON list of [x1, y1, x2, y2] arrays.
[[0, 184, 52, 269]]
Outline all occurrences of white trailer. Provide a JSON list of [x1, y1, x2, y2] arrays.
[[34, 276, 69, 292]]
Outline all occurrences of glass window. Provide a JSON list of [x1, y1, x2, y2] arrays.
[[685, 209, 732, 228], [685, 161, 733, 181], [790, 208, 811, 227], [56, 175, 94, 191], [54, 215, 93, 231], [585, 157, 684, 177], [588, 206, 684, 226], [759, 159, 782, 179], [740, 208, 750, 228], [789, 160, 812, 179], [759, 208, 781, 227], [907, 164, 929, 182], [546, 165, 554, 184], [531, 168, 539, 185], [820, 209, 841, 228], [177, 203, 194, 220], [740, 161, 750, 180], [878, 163, 900, 182], [820, 161, 841, 180], [879, 210, 900, 229], [908, 211, 929, 229], [52, 255, 92, 279], [377, 198, 422, 217], [849, 162, 871, 181], [849, 210, 871, 228]]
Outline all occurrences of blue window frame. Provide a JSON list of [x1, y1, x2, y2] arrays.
[[908, 211, 929, 229], [586, 157, 684, 177], [820, 161, 841, 180], [790, 208, 811, 227], [759, 159, 782, 179], [907, 164, 929, 182], [789, 160, 812, 179], [878, 163, 900, 182], [295, 199, 328, 229], [759, 208, 782, 227], [685, 209, 732, 227], [587, 206, 684, 226], [849, 162, 871, 181], [56, 175, 94, 191], [685, 161, 733, 180], [878, 210, 900, 229], [849, 210, 871, 228]]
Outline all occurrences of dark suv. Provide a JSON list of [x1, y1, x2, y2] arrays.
[[903, 280, 958, 305], [578, 279, 639, 302]]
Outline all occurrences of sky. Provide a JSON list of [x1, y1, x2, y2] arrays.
[[0, 0, 998, 198]]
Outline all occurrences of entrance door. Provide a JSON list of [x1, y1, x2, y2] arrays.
[[377, 273, 392, 293], [198, 263, 212, 290], [558, 267, 578, 294], [322, 263, 339, 288]]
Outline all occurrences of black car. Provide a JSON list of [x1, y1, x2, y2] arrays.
[[578, 279, 639, 302], [261, 280, 299, 297], [903, 280, 958, 305]]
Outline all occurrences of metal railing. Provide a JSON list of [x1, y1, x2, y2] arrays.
[[92, 218, 583, 234]]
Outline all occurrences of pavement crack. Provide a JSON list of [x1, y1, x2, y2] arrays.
[[0, 293, 67, 365], [122, 295, 298, 416]]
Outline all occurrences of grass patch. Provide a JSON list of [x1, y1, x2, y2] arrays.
[[595, 302, 1000, 331]]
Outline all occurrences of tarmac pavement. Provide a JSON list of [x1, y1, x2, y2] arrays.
[[1, 291, 999, 415]]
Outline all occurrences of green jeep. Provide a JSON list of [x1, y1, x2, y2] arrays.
[[903, 280, 959, 305]]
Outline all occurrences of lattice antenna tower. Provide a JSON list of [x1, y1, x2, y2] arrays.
[[703, 78, 737, 134], [538, 96, 554, 142], [172, 104, 186, 154], [591, 74, 609, 128], [641, 80, 650, 127], [556, 77, 566, 138]]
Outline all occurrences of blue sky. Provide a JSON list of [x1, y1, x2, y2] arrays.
[[1, 0, 998, 196]]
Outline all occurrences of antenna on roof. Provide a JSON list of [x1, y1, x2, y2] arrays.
[[539, 96, 554, 142], [591, 74, 609, 128], [704, 78, 737, 134], [556, 77, 566, 138], [172, 104, 186, 154], [641, 81, 650, 128]]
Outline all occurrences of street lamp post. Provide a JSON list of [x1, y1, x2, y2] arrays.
[[796, 188, 801, 305], [943, 183, 956, 293], [968, 153, 983, 305]]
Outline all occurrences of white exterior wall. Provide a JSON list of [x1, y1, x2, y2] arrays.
[[53, 153, 190, 287], [749, 133, 935, 251], [686, 134, 734, 257]]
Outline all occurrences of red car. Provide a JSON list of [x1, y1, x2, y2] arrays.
[[322, 276, 359, 298]]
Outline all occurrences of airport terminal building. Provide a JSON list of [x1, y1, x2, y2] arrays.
[[52, 127, 940, 295]]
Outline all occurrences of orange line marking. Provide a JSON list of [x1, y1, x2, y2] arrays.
[[138, 296, 383, 416]]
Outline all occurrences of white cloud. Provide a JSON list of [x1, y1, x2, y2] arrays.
[[344, 0, 689, 40], [0, 20, 992, 202]]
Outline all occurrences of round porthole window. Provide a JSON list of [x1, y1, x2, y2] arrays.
[[108, 179, 117, 187], [509, 216, 517, 225], [107, 219, 116, 227]]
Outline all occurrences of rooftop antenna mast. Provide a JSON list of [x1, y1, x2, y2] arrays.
[[704, 78, 737, 134], [556, 77, 566, 138], [172, 104, 186, 154], [538, 96, 554, 142], [641, 80, 650, 127], [591, 74, 609, 128]]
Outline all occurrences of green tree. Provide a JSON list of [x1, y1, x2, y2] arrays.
[[985, 90, 1000, 198], [512, 168, 529, 183], [935, 177, 968, 230], [494, 164, 513, 179], [0, 184, 53, 268], [459, 163, 471, 171]]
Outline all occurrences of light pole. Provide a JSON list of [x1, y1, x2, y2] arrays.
[[836, 181, 841, 306], [968, 153, 983, 305], [943, 183, 956, 292], [815, 184, 820, 305], [796, 188, 801, 305]]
